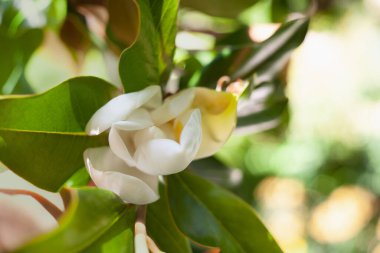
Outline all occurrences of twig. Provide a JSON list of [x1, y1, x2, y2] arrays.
[[134, 205, 165, 253], [216, 76, 231, 91], [0, 188, 63, 220], [135, 205, 149, 253]]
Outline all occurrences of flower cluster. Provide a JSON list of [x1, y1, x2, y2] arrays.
[[84, 85, 236, 204]]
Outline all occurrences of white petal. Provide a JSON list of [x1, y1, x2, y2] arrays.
[[84, 147, 159, 205], [134, 110, 202, 175], [109, 108, 155, 166], [179, 109, 202, 157], [85, 85, 161, 135], [133, 126, 166, 147], [112, 108, 153, 131], [151, 88, 195, 125], [109, 128, 137, 167]]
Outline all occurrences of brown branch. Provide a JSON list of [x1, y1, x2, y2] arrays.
[[0, 189, 63, 220]]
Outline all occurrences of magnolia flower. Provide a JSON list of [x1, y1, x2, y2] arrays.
[[84, 85, 236, 204]]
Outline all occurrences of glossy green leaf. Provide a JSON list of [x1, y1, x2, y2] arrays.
[[119, 0, 178, 92], [147, 184, 192, 253], [64, 167, 91, 188], [237, 99, 288, 128], [15, 188, 135, 253], [167, 172, 283, 253], [196, 18, 309, 88], [0, 77, 117, 191], [181, 0, 258, 18]]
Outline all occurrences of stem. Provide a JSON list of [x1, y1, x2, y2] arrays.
[[0, 188, 63, 220], [134, 205, 165, 253], [135, 205, 149, 253]]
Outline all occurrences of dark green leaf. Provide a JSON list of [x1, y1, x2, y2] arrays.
[[15, 188, 135, 253], [196, 18, 309, 88], [167, 171, 283, 253], [237, 99, 288, 128], [189, 157, 235, 187], [235, 79, 289, 133], [180, 0, 258, 18], [271, 0, 309, 23], [119, 0, 178, 92], [0, 77, 117, 191], [147, 184, 192, 253]]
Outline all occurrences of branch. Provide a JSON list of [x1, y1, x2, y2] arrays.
[[0, 188, 63, 220]]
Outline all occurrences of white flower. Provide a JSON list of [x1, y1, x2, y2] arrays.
[[84, 85, 237, 204]]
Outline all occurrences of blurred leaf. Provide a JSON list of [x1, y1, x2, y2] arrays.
[[0, 77, 117, 191], [167, 171, 283, 253], [236, 79, 289, 133], [180, 0, 258, 18], [106, 0, 139, 48], [15, 188, 135, 253], [189, 157, 236, 187], [119, 0, 178, 92], [147, 184, 192, 253], [178, 56, 203, 89], [0, 29, 43, 94], [47, 0, 68, 29], [60, 13, 91, 63], [4, 0, 68, 29], [237, 93, 288, 129], [215, 26, 252, 47], [196, 18, 309, 88], [271, 0, 310, 22]]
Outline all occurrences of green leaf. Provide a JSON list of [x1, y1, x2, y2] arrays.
[[167, 172, 283, 253], [147, 184, 192, 253], [180, 0, 258, 18], [189, 157, 235, 187], [237, 98, 288, 128], [0, 77, 117, 191], [64, 167, 91, 188], [196, 18, 309, 88], [119, 0, 178, 92], [15, 188, 135, 253], [46, 0, 67, 29]]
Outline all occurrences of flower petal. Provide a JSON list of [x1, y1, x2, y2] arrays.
[[84, 147, 159, 204], [85, 85, 161, 135], [151, 88, 195, 125], [134, 110, 202, 175], [193, 88, 237, 158], [109, 128, 137, 167], [109, 108, 155, 166]]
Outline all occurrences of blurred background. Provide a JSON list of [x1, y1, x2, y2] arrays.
[[1, 0, 380, 252]]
